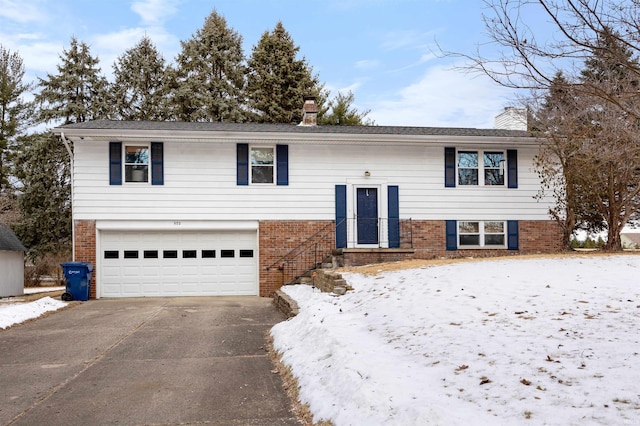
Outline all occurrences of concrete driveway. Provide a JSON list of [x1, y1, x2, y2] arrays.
[[0, 297, 300, 425]]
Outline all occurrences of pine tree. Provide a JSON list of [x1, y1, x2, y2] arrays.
[[0, 45, 32, 226], [319, 91, 373, 125], [36, 37, 110, 124], [246, 21, 322, 123], [168, 10, 246, 122], [111, 36, 169, 120], [13, 132, 71, 255]]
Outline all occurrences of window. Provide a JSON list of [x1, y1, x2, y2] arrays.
[[125, 146, 149, 183], [124, 250, 139, 259], [202, 250, 216, 258], [163, 250, 178, 259], [250, 147, 274, 184], [239, 250, 254, 258], [483, 152, 505, 186], [221, 250, 235, 258], [458, 221, 506, 248], [104, 250, 119, 259], [458, 150, 505, 186], [458, 151, 478, 185], [182, 250, 197, 258], [144, 250, 158, 259]]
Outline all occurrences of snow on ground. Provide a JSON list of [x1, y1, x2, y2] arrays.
[[271, 255, 640, 425], [0, 297, 67, 329]]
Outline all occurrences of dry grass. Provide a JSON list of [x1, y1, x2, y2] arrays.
[[336, 251, 639, 276], [266, 333, 333, 426]]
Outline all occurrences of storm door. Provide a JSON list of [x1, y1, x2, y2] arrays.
[[356, 188, 379, 245]]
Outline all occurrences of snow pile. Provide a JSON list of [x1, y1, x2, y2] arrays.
[[0, 297, 67, 329], [271, 255, 640, 425]]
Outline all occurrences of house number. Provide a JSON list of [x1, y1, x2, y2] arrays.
[[174, 221, 181, 226]]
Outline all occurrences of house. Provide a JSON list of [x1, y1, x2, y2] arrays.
[[0, 224, 27, 297], [53, 99, 562, 299], [621, 233, 640, 249]]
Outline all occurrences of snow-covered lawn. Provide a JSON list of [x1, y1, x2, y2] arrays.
[[0, 296, 67, 329], [271, 255, 640, 425]]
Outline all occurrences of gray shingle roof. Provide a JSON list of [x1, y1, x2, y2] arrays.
[[56, 120, 532, 138], [0, 224, 27, 252]]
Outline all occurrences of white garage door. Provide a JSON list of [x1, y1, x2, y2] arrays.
[[100, 230, 258, 297]]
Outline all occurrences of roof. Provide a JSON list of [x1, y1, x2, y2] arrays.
[[54, 119, 533, 138], [0, 224, 27, 252]]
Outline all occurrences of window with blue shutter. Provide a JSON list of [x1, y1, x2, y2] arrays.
[[446, 220, 457, 250], [335, 185, 347, 248], [109, 142, 122, 185], [388, 186, 400, 248], [444, 147, 456, 187], [237, 143, 249, 185], [507, 220, 519, 250], [276, 144, 289, 186], [151, 142, 164, 185], [507, 150, 518, 188]]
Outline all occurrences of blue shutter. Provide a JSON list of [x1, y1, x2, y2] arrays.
[[507, 149, 518, 188], [388, 186, 400, 248], [109, 142, 122, 185], [507, 220, 519, 250], [237, 143, 249, 185], [276, 144, 289, 186], [446, 220, 457, 250], [444, 147, 456, 187], [335, 185, 347, 249], [151, 142, 164, 185]]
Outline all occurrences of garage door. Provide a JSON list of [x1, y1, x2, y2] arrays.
[[100, 230, 257, 297]]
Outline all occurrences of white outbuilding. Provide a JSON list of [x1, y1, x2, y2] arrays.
[[0, 224, 27, 297]]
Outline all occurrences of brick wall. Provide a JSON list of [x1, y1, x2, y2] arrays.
[[74, 220, 97, 298], [410, 219, 563, 260], [259, 220, 333, 297]]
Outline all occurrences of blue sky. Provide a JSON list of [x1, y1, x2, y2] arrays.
[[0, 0, 537, 127]]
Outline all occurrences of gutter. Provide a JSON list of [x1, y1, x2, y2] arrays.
[[60, 132, 75, 261]]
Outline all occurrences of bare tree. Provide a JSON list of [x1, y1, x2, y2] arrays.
[[452, 0, 640, 250]]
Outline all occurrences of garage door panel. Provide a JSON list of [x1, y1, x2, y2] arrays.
[[100, 230, 257, 297]]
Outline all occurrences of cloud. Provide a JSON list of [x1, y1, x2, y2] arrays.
[[0, 0, 47, 23], [367, 64, 515, 128], [355, 59, 380, 69], [131, 0, 180, 26]]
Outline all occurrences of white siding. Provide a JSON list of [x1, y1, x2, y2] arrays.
[[0, 251, 24, 297], [72, 139, 553, 222]]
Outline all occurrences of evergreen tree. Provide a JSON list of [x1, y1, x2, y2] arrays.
[[13, 132, 71, 255], [168, 10, 246, 122], [246, 21, 322, 123], [574, 27, 640, 250], [36, 37, 110, 124], [0, 45, 32, 226], [111, 36, 169, 120], [319, 91, 373, 125]]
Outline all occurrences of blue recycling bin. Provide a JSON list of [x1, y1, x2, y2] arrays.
[[60, 262, 93, 301]]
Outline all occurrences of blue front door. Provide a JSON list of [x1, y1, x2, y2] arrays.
[[357, 188, 378, 245]]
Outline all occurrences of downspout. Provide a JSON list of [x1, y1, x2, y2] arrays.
[[60, 132, 75, 261]]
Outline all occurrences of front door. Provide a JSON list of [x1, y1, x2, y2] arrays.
[[357, 188, 379, 245]]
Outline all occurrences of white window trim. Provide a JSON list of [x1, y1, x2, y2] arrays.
[[458, 220, 507, 249], [457, 150, 506, 187], [124, 143, 150, 184], [249, 145, 276, 185]]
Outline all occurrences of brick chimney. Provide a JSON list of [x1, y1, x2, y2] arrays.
[[300, 96, 318, 126]]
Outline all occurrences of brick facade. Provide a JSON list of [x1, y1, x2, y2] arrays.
[[76, 219, 562, 299], [74, 220, 97, 298], [258, 220, 333, 297], [411, 219, 563, 260]]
